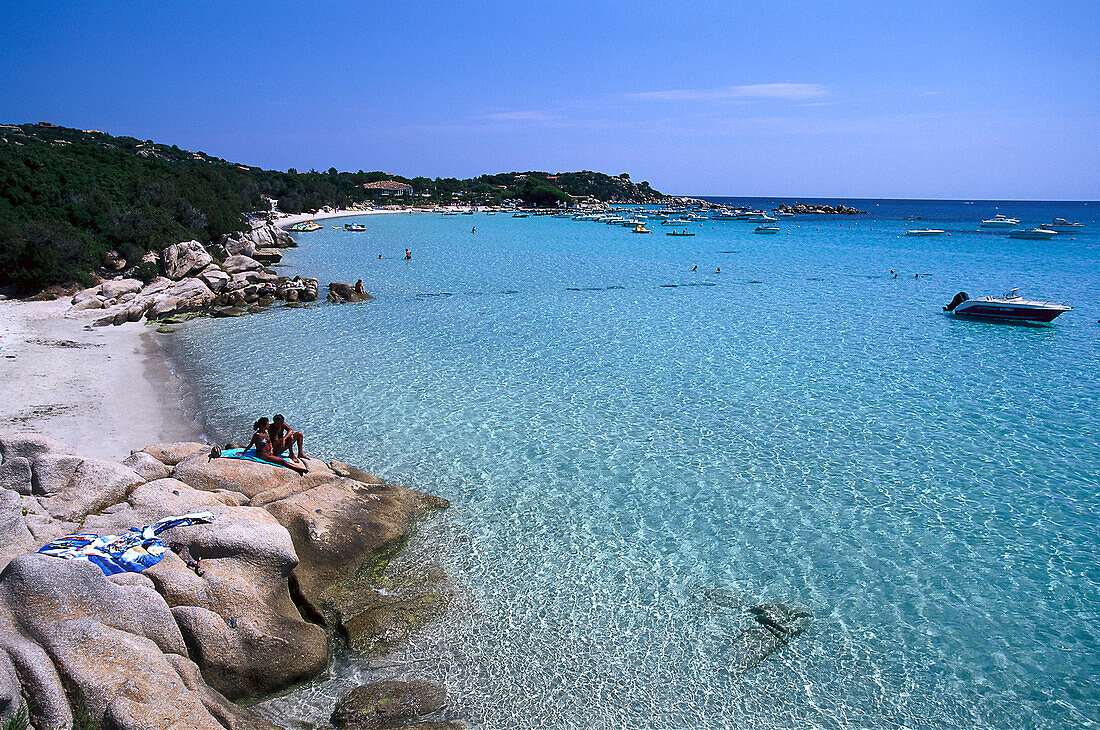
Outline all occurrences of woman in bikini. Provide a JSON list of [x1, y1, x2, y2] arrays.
[[248, 418, 307, 475]]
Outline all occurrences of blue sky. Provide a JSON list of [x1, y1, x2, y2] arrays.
[[1, 0, 1096, 199]]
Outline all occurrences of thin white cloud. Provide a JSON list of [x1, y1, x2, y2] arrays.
[[628, 83, 828, 103], [478, 110, 559, 122]]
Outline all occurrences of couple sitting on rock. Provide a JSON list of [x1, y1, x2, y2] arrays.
[[248, 414, 309, 474]]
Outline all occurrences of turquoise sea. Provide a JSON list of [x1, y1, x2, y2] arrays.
[[172, 199, 1100, 729]]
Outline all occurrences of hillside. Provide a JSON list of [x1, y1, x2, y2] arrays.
[[0, 123, 664, 290]]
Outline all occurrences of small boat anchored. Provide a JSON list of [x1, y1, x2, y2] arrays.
[[1045, 218, 1084, 230], [343, 223, 367, 231], [666, 229, 695, 236], [753, 225, 780, 234], [906, 229, 945, 237], [980, 214, 1020, 228], [943, 288, 1072, 322], [632, 224, 652, 234], [288, 221, 323, 232], [1007, 228, 1058, 240]]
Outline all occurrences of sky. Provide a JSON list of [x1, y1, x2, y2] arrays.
[[1, 0, 1097, 199]]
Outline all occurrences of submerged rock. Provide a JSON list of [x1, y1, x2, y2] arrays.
[[331, 680, 447, 730]]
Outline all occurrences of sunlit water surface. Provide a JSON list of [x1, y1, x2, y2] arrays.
[[172, 200, 1100, 728]]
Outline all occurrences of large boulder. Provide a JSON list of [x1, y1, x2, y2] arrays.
[[223, 255, 264, 275], [172, 451, 300, 500], [34, 455, 145, 523], [36, 618, 261, 730], [99, 278, 144, 300], [138, 442, 212, 466], [0, 488, 35, 567], [0, 555, 186, 657], [251, 249, 282, 265], [161, 241, 214, 280], [198, 266, 230, 294], [120, 451, 172, 481], [264, 479, 448, 652], [146, 278, 215, 320]]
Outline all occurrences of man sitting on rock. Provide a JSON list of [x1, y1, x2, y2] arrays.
[[268, 414, 308, 463], [248, 417, 308, 474]]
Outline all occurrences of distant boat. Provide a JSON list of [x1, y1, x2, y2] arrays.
[[943, 288, 1071, 322], [1007, 228, 1058, 240], [288, 221, 323, 232], [344, 223, 367, 231], [906, 229, 945, 237], [513, 212, 529, 218], [632, 224, 652, 234], [980, 214, 1020, 228], [462, 210, 475, 215], [1045, 218, 1084, 230], [753, 225, 780, 234], [666, 230, 695, 236]]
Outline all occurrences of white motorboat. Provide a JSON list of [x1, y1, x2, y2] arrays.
[[753, 225, 780, 234], [943, 288, 1072, 322], [906, 229, 945, 236], [1045, 218, 1084, 230], [980, 214, 1020, 228], [1007, 228, 1057, 240]]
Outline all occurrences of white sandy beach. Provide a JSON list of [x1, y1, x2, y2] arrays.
[[0, 298, 201, 460], [274, 207, 417, 229]]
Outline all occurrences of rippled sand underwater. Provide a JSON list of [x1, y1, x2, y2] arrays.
[[175, 202, 1100, 728]]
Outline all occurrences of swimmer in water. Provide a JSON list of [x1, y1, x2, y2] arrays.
[[716, 267, 721, 274], [692, 265, 697, 271]]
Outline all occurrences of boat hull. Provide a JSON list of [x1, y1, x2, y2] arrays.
[[953, 303, 1067, 322]]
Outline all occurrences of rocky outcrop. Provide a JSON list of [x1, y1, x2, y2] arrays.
[[774, 202, 867, 215], [0, 434, 446, 729], [251, 248, 283, 264], [218, 222, 297, 259], [161, 241, 215, 280], [327, 282, 375, 303]]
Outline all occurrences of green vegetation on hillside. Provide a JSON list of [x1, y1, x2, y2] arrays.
[[0, 123, 663, 290]]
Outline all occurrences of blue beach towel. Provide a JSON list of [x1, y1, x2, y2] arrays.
[[37, 512, 215, 575], [221, 448, 298, 469]]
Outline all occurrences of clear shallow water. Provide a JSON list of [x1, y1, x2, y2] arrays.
[[174, 201, 1100, 728]]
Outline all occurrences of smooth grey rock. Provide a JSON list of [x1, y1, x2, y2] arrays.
[[120, 451, 172, 481], [0, 555, 186, 657], [0, 457, 31, 495], [223, 255, 263, 275], [198, 266, 230, 293], [70, 296, 105, 311], [36, 618, 235, 730], [70, 286, 102, 306], [0, 489, 35, 567], [0, 434, 71, 464], [161, 241, 213, 280], [0, 628, 73, 730], [251, 248, 282, 264], [36, 457, 145, 523], [99, 278, 143, 299], [139, 442, 211, 466]]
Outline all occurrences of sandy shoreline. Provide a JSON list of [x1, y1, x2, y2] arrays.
[[274, 207, 416, 229], [0, 298, 202, 460]]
